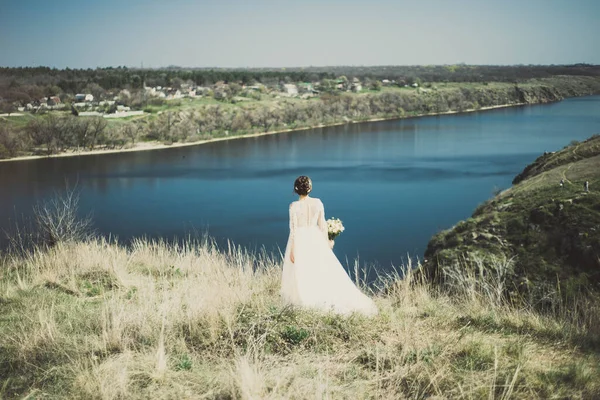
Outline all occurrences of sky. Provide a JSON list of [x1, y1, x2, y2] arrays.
[[0, 0, 599, 69]]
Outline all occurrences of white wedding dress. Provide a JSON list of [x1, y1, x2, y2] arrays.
[[280, 197, 378, 316]]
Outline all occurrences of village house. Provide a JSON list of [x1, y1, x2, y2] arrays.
[[282, 84, 298, 96], [166, 89, 182, 100], [47, 96, 61, 106], [75, 93, 94, 102]]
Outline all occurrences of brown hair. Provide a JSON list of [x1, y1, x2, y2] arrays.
[[294, 176, 312, 196]]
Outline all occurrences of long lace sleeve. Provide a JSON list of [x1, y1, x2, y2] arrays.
[[289, 203, 297, 250], [317, 200, 328, 241]]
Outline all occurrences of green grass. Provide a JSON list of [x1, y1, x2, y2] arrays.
[[1, 238, 599, 399], [0, 113, 39, 129]]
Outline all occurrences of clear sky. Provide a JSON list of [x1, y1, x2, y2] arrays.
[[0, 0, 599, 68]]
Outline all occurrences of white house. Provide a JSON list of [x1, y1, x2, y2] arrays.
[[282, 84, 298, 96], [75, 93, 94, 102]]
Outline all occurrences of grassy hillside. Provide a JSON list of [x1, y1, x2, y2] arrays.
[[1, 238, 599, 399], [425, 135, 600, 298]]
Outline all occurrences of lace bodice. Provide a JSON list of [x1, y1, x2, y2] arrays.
[[289, 197, 328, 243]]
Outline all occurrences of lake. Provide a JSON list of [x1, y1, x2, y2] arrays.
[[1, 96, 599, 276]]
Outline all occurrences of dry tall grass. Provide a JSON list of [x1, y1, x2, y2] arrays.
[[0, 238, 599, 399]]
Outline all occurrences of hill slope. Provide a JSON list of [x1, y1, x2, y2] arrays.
[[1, 239, 599, 398], [425, 134, 600, 294]]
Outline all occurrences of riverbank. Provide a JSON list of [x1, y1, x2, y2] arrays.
[[0, 101, 527, 163], [3, 74, 600, 162]]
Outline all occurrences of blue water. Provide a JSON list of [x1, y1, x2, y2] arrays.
[[1, 96, 599, 273]]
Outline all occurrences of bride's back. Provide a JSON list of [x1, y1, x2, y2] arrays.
[[291, 197, 324, 228]]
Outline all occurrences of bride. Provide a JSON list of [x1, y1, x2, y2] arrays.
[[280, 176, 378, 316]]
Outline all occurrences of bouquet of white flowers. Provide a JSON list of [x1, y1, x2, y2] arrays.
[[326, 217, 345, 241]]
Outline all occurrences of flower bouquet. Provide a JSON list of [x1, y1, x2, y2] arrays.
[[326, 217, 345, 241]]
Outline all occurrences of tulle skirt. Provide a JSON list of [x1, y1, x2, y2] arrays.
[[280, 226, 378, 316]]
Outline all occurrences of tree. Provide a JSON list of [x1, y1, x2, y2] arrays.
[[72, 117, 91, 148], [105, 125, 126, 149], [319, 79, 336, 93], [121, 124, 139, 145], [282, 102, 299, 125], [228, 83, 242, 97], [83, 83, 106, 101], [28, 115, 63, 154], [131, 74, 142, 88], [370, 80, 382, 91], [170, 77, 183, 89], [171, 118, 195, 142], [253, 107, 276, 132], [45, 85, 62, 97], [0, 124, 23, 158], [88, 117, 107, 149], [0, 101, 15, 115], [231, 110, 251, 132]]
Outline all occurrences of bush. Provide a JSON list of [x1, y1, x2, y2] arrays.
[[0, 143, 10, 159], [0, 124, 24, 157], [148, 97, 166, 106], [33, 188, 94, 247]]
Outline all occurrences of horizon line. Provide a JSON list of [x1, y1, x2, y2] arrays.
[[1, 63, 599, 71]]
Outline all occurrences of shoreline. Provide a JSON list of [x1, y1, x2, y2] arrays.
[[0, 102, 528, 163]]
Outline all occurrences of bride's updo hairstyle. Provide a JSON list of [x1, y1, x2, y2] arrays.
[[294, 176, 312, 196]]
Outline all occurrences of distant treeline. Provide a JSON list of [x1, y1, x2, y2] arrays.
[[2, 75, 600, 160], [1, 64, 599, 101], [277, 64, 600, 83]]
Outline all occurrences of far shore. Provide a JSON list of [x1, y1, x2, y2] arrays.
[[0, 102, 527, 163]]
